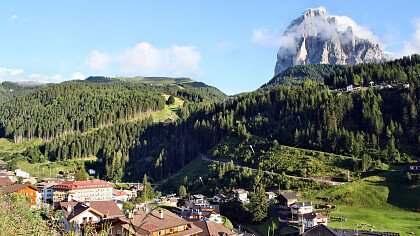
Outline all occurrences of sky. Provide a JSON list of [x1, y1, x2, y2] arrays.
[[1, 1, 420, 95]]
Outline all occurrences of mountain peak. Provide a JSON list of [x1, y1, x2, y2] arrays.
[[275, 8, 389, 75], [302, 8, 326, 17]]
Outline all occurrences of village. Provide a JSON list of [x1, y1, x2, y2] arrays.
[[0, 158, 411, 236]]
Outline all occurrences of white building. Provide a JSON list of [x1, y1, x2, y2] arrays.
[[15, 169, 30, 179], [265, 191, 277, 202], [291, 202, 314, 215], [298, 213, 328, 228], [35, 181, 59, 202], [232, 189, 249, 203]]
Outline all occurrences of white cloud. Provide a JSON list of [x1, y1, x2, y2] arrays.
[[333, 15, 380, 45], [0, 67, 24, 76], [10, 15, 18, 20], [397, 18, 420, 57], [85, 42, 201, 76], [71, 72, 85, 80], [252, 29, 283, 47], [85, 50, 111, 71], [26, 73, 67, 83]]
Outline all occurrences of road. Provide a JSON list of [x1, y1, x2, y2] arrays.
[[200, 153, 347, 186]]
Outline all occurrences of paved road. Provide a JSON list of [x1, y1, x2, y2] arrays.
[[200, 153, 347, 186]]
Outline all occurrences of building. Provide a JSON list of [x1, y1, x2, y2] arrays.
[[291, 202, 313, 215], [59, 200, 124, 234], [0, 176, 13, 186], [298, 213, 328, 228], [0, 184, 39, 206], [35, 181, 61, 203], [278, 192, 298, 207], [232, 189, 249, 203], [194, 221, 237, 236], [213, 193, 227, 203], [346, 85, 353, 92], [0, 171, 16, 182], [302, 224, 400, 236], [114, 189, 130, 202], [118, 209, 203, 236], [15, 169, 30, 179], [265, 191, 277, 202], [52, 180, 113, 203], [408, 162, 420, 172]]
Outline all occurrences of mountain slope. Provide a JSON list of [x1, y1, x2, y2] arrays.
[[274, 8, 388, 76], [263, 64, 343, 87]]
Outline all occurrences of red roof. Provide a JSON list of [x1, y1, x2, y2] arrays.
[[52, 180, 112, 190], [114, 190, 127, 196], [0, 177, 13, 187]]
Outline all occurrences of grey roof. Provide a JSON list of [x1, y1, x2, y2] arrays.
[[303, 224, 338, 236], [280, 192, 297, 200]]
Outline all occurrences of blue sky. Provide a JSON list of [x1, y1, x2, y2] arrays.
[[1, 1, 420, 94]]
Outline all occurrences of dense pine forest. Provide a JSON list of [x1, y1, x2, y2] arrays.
[[0, 56, 419, 189]]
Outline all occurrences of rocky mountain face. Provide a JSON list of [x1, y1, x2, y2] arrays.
[[274, 8, 389, 76]]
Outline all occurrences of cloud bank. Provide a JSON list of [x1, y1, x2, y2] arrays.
[[85, 42, 201, 76]]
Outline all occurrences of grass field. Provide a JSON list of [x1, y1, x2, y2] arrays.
[[16, 156, 97, 178], [0, 138, 43, 156], [303, 171, 420, 235]]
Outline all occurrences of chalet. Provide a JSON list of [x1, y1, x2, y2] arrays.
[[59, 200, 124, 234], [52, 179, 113, 203], [298, 213, 328, 228], [265, 191, 277, 202], [278, 192, 298, 207], [291, 202, 313, 215], [213, 193, 228, 203], [0, 184, 39, 206], [117, 209, 203, 236], [185, 208, 222, 224], [194, 221, 237, 236], [232, 189, 249, 203]]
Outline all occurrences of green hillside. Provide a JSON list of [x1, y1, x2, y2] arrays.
[[303, 170, 420, 235], [262, 64, 343, 87]]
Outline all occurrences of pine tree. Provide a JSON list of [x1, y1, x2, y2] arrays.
[[249, 183, 268, 223]]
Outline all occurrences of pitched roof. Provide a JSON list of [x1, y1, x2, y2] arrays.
[[0, 184, 37, 193], [127, 209, 202, 235], [292, 202, 313, 208], [279, 192, 297, 200], [303, 224, 339, 236], [60, 200, 124, 221], [194, 221, 236, 236], [53, 179, 112, 190], [300, 213, 328, 220], [114, 190, 128, 196], [0, 177, 13, 186]]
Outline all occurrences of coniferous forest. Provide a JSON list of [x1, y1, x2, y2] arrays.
[[0, 55, 419, 186]]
